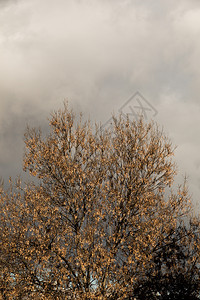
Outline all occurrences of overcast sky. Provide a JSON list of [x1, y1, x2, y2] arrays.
[[0, 0, 200, 208]]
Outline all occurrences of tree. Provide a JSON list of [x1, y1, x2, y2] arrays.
[[133, 217, 200, 299], [0, 103, 199, 299]]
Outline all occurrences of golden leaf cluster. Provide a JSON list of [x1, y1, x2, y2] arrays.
[[0, 103, 199, 299]]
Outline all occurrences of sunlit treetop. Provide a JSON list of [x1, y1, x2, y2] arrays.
[[0, 102, 198, 299]]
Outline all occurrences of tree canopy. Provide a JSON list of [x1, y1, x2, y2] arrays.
[[0, 103, 199, 299]]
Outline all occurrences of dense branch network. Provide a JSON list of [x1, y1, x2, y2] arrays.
[[0, 103, 199, 299]]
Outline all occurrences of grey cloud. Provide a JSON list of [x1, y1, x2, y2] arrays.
[[0, 0, 200, 204]]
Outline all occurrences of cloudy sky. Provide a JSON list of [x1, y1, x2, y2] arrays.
[[0, 0, 200, 208]]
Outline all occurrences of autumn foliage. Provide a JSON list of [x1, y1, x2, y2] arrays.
[[0, 103, 199, 299]]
